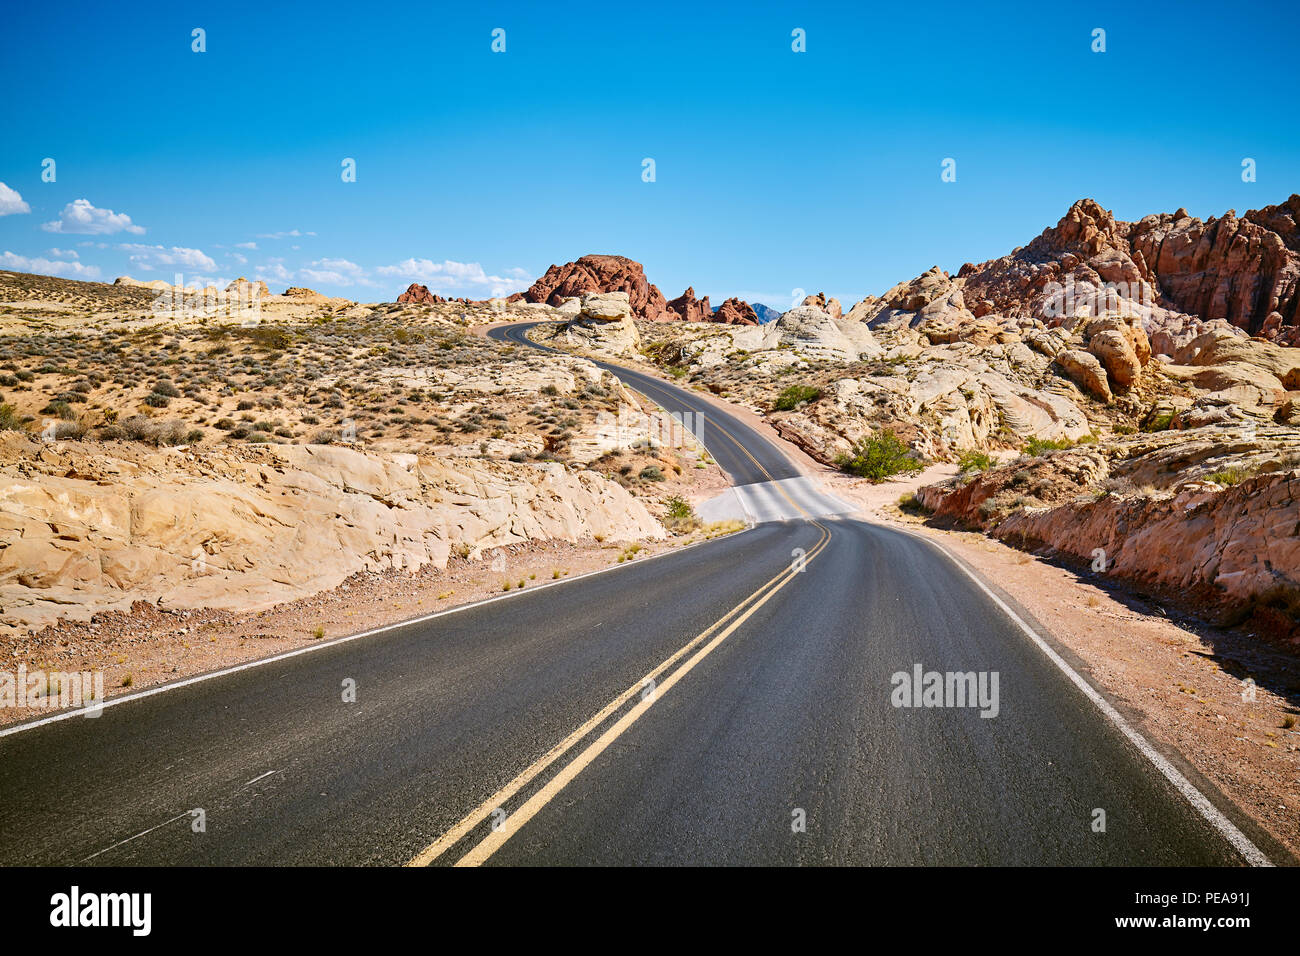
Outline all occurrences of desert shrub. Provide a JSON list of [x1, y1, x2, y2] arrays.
[[773, 384, 821, 411], [836, 430, 924, 482], [639, 465, 665, 481], [898, 492, 933, 516], [0, 404, 20, 431], [661, 494, 698, 532], [54, 420, 88, 440], [1207, 466, 1254, 487], [152, 380, 180, 397], [1023, 436, 1076, 456], [1141, 412, 1175, 433], [118, 416, 187, 446], [144, 392, 171, 408], [235, 325, 291, 351], [957, 450, 993, 473], [41, 400, 76, 420]]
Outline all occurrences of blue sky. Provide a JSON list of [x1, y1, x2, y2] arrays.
[[1, 0, 1297, 308]]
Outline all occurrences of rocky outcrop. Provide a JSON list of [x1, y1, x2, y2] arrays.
[[955, 195, 1300, 342], [667, 286, 711, 322], [397, 283, 445, 304], [225, 277, 269, 298], [801, 292, 842, 319], [1129, 198, 1300, 334], [551, 292, 642, 356], [917, 426, 1300, 633], [0, 434, 664, 636], [523, 254, 670, 321], [712, 297, 760, 326]]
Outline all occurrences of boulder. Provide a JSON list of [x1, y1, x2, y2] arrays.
[[1055, 349, 1113, 402], [1087, 329, 1142, 390]]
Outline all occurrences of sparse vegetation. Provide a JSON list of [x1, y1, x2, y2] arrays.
[[957, 450, 994, 473], [1022, 436, 1078, 457], [835, 430, 924, 482], [773, 384, 821, 411]]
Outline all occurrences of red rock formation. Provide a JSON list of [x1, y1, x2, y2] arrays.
[[712, 297, 759, 325], [523, 254, 670, 320], [397, 283, 445, 304], [667, 286, 711, 322], [957, 196, 1300, 337], [1129, 201, 1300, 331]]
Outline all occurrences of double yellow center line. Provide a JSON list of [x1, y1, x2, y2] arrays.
[[407, 520, 831, 867], [406, 347, 829, 865]]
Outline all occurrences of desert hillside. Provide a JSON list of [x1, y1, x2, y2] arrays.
[[0, 271, 737, 646], [531, 195, 1300, 639]]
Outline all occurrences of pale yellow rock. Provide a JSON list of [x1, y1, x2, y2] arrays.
[[0, 435, 665, 635]]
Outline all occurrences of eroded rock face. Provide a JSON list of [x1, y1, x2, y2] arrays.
[[523, 254, 670, 320], [551, 292, 642, 356], [955, 195, 1300, 341], [397, 283, 445, 304], [1130, 199, 1300, 334], [1054, 349, 1113, 403], [667, 286, 711, 322], [801, 292, 842, 318], [713, 297, 760, 326], [225, 277, 269, 298], [917, 425, 1300, 633], [0, 435, 664, 636], [1087, 330, 1141, 390]]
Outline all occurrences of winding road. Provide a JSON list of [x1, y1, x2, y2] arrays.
[[0, 322, 1279, 866]]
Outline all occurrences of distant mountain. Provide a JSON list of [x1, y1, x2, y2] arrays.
[[751, 302, 781, 323]]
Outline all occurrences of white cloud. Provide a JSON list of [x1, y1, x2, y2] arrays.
[[298, 257, 373, 287], [0, 183, 30, 216], [45, 248, 79, 259], [256, 229, 316, 239], [2, 250, 101, 280], [118, 243, 217, 272], [234, 241, 258, 250], [42, 198, 144, 235], [375, 258, 530, 297], [229, 252, 248, 265], [254, 261, 293, 284]]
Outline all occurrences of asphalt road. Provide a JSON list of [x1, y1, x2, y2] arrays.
[[0, 323, 1277, 866]]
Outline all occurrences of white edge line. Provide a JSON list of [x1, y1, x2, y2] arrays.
[[0, 525, 756, 739], [889, 522, 1273, 868], [80, 809, 192, 862]]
